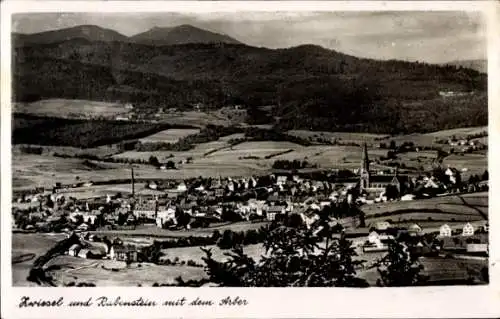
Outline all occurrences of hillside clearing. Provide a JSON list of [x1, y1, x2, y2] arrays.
[[139, 128, 201, 143], [13, 99, 128, 118]]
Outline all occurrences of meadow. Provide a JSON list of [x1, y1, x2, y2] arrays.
[[13, 99, 129, 119], [45, 256, 206, 287], [92, 221, 270, 239], [12, 233, 67, 286], [139, 128, 201, 143], [361, 192, 488, 229]]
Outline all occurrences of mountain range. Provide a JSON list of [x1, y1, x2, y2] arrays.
[[442, 59, 487, 74], [13, 24, 241, 46], [12, 25, 487, 134]]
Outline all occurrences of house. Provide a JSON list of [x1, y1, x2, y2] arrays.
[[408, 224, 423, 235], [265, 205, 286, 221], [177, 182, 187, 192], [215, 189, 225, 198], [77, 248, 91, 259], [462, 223, 475, 236], [77, 223, 89, 231], [276, 175, 288, 186], [156, 207, 176, 227], [363, 231, 391, 252], [148, 182, 158, 190], [375, 221, 391, 231], [68, 244, 81, 257], [83, 213, 97, 225], [109, 245, 138, 262], [400, 194, 415, 201], [440, 224, 452, 237], [133, 200, 158, 219]]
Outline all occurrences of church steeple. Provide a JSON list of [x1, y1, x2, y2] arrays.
[[362, 142, 369, 171], [360, 143, 370, 191]]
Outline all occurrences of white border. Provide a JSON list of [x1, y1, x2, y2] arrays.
[[1, 1, 500, 318]]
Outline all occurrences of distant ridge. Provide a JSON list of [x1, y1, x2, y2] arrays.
[[442, 59, 487, 74], [130, 24, 242, 45], [11, 25, 487, 134], [12, 25, 129, 46], [13, 24, 242, 46]]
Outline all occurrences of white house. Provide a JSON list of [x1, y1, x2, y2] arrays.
[[265, 205, 286, 221], [156, 207, 176, 227], [440, 224, 452, 237], [276, 176, 288, 185], [77, 248, 90, 259], [177, 182, 187, 192], [68, 244, 81, 257], [401, 194, 415, 201], [462, 222, 475, 236], [375, 221, 391, 231], [365, 232, 393, 251], [408, 223, 422, 235]]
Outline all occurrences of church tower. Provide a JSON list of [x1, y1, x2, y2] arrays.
[[360, 143, 370, 191]]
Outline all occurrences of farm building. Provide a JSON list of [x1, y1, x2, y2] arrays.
[[78, 248, 91, 259], [374, 221, 392, 231], [440, 224, 452, 237], [265, 205, 286, 221], [109, 245, 139, 263], [408, 224, 423, 235], [177, 183, 187, 192], [462, 223, 475, 236], [67, 244, 81, 257], [133, 199, 159, 219], [156, 207, 177, 227]]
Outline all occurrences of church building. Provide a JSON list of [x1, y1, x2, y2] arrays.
[[358, 143, 411, 195]]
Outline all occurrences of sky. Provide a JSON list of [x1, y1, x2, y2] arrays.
[[11, 11, 487, 63]]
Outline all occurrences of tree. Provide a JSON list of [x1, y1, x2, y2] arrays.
[[175, 207, 191, 229], [385, 185, 399, 200], [166, 160, 176, 169], [389, 140, 397, 149], [482, 170, 489, 181], [191, 213, 368, 287], [376, 240, 426, 287], [117, 212, 128, 226], [148, 156, 160, 167]]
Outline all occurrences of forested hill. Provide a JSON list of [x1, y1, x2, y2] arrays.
[[12, 38, 487, 134]]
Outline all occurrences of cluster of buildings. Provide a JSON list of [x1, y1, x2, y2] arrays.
[[13, 144, 488, 238], [360, 220, 489, 256]]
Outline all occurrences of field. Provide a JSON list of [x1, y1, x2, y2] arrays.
[[45, 256, 205, 287], [12, 233, 67, 286], [12, 154, 131, 189], [155, 110, 238, 128], [139, 128, 201, 143], [13, 144, 120, 158], [361, 192, 488, 229], [160, 244, 266, 264], [92, 221, 270, 239], [13, 99, 129, 119], [442, 154, 488, 177], [377, 126, 488, 148], [288, 130, 389, 144], [12, 153, 268, 191]]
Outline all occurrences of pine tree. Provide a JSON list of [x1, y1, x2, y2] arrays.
[[376, 240, 426, 287], [192, 214, 368, 287]]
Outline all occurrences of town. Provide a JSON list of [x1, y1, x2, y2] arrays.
[[12, 140, 489, 286], [10, 13, 489, 288]]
